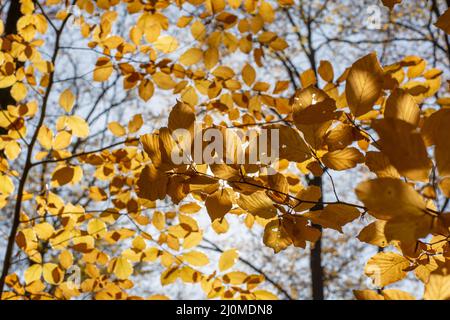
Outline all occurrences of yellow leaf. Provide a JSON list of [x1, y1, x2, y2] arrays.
[[10, 82, 27, 101], [108, 121, 126, 137], [237, 191, 277, 219], [321, 147, 364, 171], [384, 88, 420, 126], [345, 52, 383, 117], [355, 178, 427, 220], [43, 263, 64, 285], [113, 257, 133, 280], [179, 202, 201, 214], [365, 252, 409, 287], [59, 89, 75, 112], [424, 272, 450, 300], [51, 165, 83, 187], [218, 249, 238, 272], [205, 189, 232, 222], [353, 290, 384, 300], [304, 204, 360, 233], [24, 264, 42, 284], [253, 290, 278, 300], [59, 250, 73, 269], [128, 114, 143, 133], [34, 222, 54, 240], [66, 115, 90, 138], [138, 79, 154, 102], [37, 125, 53, 150], [0, 174, 14, 195], [52, 131, 71, 150], [180, 48, 203, 66], [87, 218, 107, 238], [357, 220, 388, 247], [0, 75, 16, 89], [382, 289, 415, 300], [181, 251, 209, 266], [242, 63, 256, 86], [318, 60, 334, 82], [373, 118, 431, 181], [93, 57, 113, 82], [153, 35, 179, 53]]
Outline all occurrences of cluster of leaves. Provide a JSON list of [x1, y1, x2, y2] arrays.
[[0, 0, 450, 300]]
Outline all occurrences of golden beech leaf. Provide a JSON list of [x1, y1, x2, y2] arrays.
[[59, 89, 75, 112], [59, 250, 73, 270], [113, 257, 133, 280], [293, 185, 321, 212], [253, 290, 278, 300], [181, 251, 209, 266], [237, 191, 277, 219], [205, 0, 225, 14], [93, 57, 113, 82], [439, 178, 450, 198], [365, 151, 400, 178], [65, 115, 90, 138], [0, 75, 16, 89], [353, 290, 384, 300], [218, 249, 238, 272], [153, 35, 179, 53], [321, 147, 364, 171], [24, 264, 42, 285], [168, 101, 195, 133], [128, 114, 143, 133], [355, 178, 427, 220], [304, 204, 360, 233], [205, 189, 232, 222], [365, 252, 409, 287], [422, 109, 450, 177], [263, 220, 292, 253], [293, 97, 337, 125], [384, 88, 420, 126], [10, 82, 27, 101], [318, 60, 334, 82], [242, 63, 256, 86], [267, 125, 311, 163], [345, 52, 384, 117], [0, 174, 15, 195], [43, 263, 64, 285], [357, 220, 388, 248], [108, 121, 126, 137], [179, 202, 202, 214], [52, 131, 71, 150], [300, 69, 317, 88], [180, 48, 203, 66], [51, 166, 83, 187], [373, 118, 431, 181], [138, 79, 154, 102], [34, 222, 55, 240], [37, 125, 53, 150], [381, 289, 415, 300], [87, 218, 107, 238], [435, 9, 450, 35], [424, 272, 450, 300], [137, 165, 168, 201]]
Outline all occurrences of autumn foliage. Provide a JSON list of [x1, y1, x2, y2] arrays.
[[0, 0, 450, 300]]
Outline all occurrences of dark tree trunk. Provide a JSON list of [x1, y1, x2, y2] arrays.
[[309, 176, 324, 300], [0, 0, 21, 112]]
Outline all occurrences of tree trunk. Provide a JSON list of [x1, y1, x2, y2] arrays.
[[0, 0, 22, 297], [309, 175, 324, 300], [0, 0, 21, 113]]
